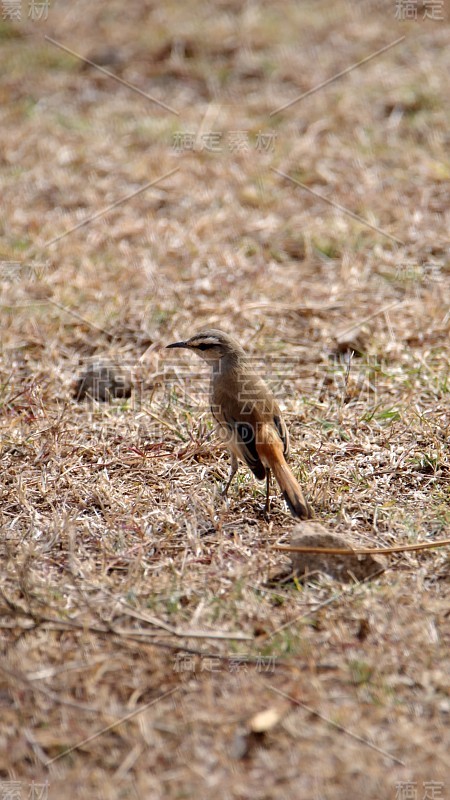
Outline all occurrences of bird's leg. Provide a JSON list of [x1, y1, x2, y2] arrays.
[[222, 453, 238, 498], [265, 469, 271, 516]]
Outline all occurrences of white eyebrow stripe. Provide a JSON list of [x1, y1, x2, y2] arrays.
[[192, 337, 219, 346]]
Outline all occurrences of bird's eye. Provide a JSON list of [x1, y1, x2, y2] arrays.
[[196, 343, 213, 350]]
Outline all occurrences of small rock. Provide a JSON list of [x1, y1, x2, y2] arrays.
[[286, 522, 384, 582], [333, 324, 367, 357], [249, 706, 287, 734], [74, 362, 132, 402]]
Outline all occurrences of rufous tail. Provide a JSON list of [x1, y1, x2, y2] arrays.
[[271, 458, 314, 520], [256, 425, 313, 520]]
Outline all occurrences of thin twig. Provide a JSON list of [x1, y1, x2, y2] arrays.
[[273, 538, 450, 556]]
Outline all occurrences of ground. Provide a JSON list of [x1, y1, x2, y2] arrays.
[[0, 1, 449, 798]]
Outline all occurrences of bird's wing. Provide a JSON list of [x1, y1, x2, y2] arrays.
[[217, 412, 266, 480], [238, 371, 290, 457], [273, 412, 290, 457], [211, 388, 266, 480], [211, 371, 291, 479]]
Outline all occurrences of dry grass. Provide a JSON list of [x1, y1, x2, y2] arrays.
[[1, 1, 449, 798]]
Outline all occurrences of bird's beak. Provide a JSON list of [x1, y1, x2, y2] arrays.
[[166, 340, 189, 349]]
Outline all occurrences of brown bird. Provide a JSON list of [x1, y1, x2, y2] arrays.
[[166, 329, 313, 519]]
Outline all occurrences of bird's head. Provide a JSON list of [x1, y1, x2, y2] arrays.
[[166, 329, 245, 366]]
